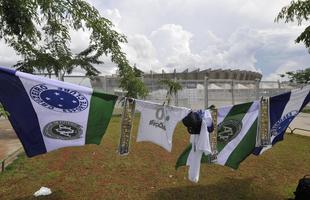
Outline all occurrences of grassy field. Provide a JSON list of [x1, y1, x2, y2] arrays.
[[301, 107, 310, 114], [0, 116, 309, 200]]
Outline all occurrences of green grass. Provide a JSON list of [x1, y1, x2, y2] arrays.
[[0, 116, 310, 200], [301, 107, 310, 113]]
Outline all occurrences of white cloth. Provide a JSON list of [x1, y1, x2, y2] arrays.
[[33, 187, 52, 197], [135, 100, 190, 152], [186, 110, 212, 182]]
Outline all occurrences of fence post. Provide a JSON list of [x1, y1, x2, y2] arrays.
[[255, 78, 260, 100], [277, 80, 281, 94], [204, 76, 209, 109], [103, 76, 107, 92], [151, 70, 154, 91], [174, 70, 179, 106], [231, 80, 235, 105]]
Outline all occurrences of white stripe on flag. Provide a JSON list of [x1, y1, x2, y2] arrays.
[[281, 88, 309, 116], [18, 73, 92, 152], [217, 101, 259, 165], [270, 88, 309, 142], [16, 71, 93, 95], [217, 105, 233, 125]]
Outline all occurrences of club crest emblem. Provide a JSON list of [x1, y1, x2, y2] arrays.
[[217, 119, 242, 143], [30, 84, 88, 112], [43, 121, 83, 140], [270, 110, 298, 137]]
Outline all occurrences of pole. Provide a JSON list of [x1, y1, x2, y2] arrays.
[[151, 70, 154, 91], [174, 74, 179, 106], [231, 80, 235, 105], [255, 78, 260, 100], [204, 76, 209, 109]]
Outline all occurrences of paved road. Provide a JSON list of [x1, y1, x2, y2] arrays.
[[289, 113, 310, 137], [0, 119, 22, 161]]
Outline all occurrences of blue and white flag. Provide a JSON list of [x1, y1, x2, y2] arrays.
[[0, 66, 117, 157], [253, 85, 310, 155]]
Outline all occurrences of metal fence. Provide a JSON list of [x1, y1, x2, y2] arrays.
[[0, 147, 23, 173], [60, 75, 308, 114]]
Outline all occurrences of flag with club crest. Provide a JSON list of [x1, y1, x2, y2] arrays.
[[176, 101, 260, 170], [0, 66, 117, 157], [253, 85, 310, 155]]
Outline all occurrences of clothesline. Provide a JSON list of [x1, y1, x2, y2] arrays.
[[0, 65, 309, 183]]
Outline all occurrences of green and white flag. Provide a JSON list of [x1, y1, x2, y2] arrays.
[[176, 101, 260, 170], [0, 67, 118, 157], [215, 101, 259, 169]]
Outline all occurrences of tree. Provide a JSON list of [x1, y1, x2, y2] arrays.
[[276, 0, 310, 53], [0, 0, 147, 98], [285, 68, 310, 83], [159, 79, 182, 105], [117, 64, 148, 98]]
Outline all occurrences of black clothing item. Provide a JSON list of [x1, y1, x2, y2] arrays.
[[182, 111, 202, 135], [294, 175, 310, 200]]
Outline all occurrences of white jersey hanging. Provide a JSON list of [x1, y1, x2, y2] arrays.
[[135, 100, 190, 152], [186, 110, 213, 182]]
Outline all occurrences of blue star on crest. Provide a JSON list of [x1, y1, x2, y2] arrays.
[[40, 89, 79, 110]]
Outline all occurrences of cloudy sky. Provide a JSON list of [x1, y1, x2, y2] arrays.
[[0, 0, 309, 80]]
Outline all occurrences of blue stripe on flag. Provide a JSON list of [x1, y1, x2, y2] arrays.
[[299, 90, 310, 112], [0, 68, 47, 157], [0, 66, 16, 75], [272, 88, 310, 145], [272, 130, 285, 145], [253, 91, 291, 155], [252, 146, 263, 155], [269, 91, 291, 130]]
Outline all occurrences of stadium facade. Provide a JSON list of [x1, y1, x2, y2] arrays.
[[91, 68, 262, 90], [144, 68, 262, 81]]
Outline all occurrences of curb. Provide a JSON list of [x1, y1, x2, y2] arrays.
[[0, 147, 24, 173]]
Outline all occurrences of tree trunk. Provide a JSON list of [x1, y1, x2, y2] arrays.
[[58, 71, 65, 81]]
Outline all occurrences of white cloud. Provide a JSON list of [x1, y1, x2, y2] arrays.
[[118, 20, 309, 76], [102, 9, 122, 32], [121, 34, 159, 72], [0, 0, 309, 79], [149, 24, 196, 69], [96, 0, 310, 77], [70, 29, 90, 54], [207, 27, 262, 71], [0, 43, 21, 67], [265, 61, 304, 81]]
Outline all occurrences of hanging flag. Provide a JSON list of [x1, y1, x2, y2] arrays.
[[0, 66, 117, 157], [253, 85, 310, 155], [135, 99, 190, 152], [176, 101, 260, 171], [215, 101, 259, 169]]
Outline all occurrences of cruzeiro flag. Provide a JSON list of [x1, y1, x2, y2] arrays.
[[253, 85, 310, 155], [176, 101, 260, 170], [0, 66, 117, 157]]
